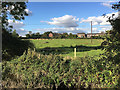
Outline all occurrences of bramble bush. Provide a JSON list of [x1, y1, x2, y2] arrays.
[[2, 49, 120, 89]]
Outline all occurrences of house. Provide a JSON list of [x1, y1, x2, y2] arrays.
[[77, 33, 86, 38], [87, 32, 105, 38], [49, 33, 53, 37]]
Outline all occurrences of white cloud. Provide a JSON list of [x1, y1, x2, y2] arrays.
[[42, 15, 79, 28], [101, 2, 111, 8], [93, 27, 97, 31], [80, 12, 118, 25], [90, 26, 112, 33], [8, 20, 28, 36], [33, 27, 88, 34], [100, 25, 112, 31], [8, 19, 25, 29], [25, 9, 32, 16], [101, 1, 116, 8], [16, 28, 28, 37]]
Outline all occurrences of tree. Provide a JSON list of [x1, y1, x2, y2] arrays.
[[2, 2, 28, 32], [41, 31, 53, 39], [2, 2, 34, 61], [35, 32, 41, 38], [102, 1, 120, 63], [29, 31, 32, 35], [62, 33, 68, 38], [68, 33, 77, 39], [26, 34, 31, 38], [12, 30, 19, 37], [36, 32, 40, 36]]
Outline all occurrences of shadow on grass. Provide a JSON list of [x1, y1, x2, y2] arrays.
[[35, 45, 102, 55]]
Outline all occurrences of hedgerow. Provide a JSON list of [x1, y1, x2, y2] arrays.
[[2, 49, 120, 89]]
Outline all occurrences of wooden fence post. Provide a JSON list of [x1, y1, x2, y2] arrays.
[[74, 48, 76, 58]]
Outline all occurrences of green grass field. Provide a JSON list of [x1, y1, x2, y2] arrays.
[[30, 39, 104, 57]]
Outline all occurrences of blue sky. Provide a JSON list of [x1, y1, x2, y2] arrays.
[[8, 2, 118, 36]]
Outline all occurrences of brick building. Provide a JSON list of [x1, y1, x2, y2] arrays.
[[49, 33, 53, 37], [77, 33, 86, 38]]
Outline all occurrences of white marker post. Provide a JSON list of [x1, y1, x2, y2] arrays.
[[74, 48, 76, 58]]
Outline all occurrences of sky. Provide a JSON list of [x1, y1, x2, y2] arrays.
[[8, 1, 119, 36]]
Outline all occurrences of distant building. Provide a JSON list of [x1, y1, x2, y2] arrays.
[[87, 32, 105, 38], [77, 33, 86, 38], [49, 33, 53, 37]]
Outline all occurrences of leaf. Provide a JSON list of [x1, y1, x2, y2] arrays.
[[13, 20, 15, 23], [68, 83, 71, 87], [9, 25, 13, 28]]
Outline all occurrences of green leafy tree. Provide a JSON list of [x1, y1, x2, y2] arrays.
[[36, 32, 40, 36], [35, 32, 41, 38], [12, 30, 19, 37], [2, 2, 34, 61], [26, 33, 31, 38], [102, 1, 120, 63], [57, 34, 62, 39], [2, 2, 28, 32], [61, 33, 68, 38], [29, 31, 32, 35], [41, 31, 53, 39], [68, 33, 77, 39]]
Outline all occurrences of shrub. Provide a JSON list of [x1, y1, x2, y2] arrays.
[[2, 49, 120, 89], [101, 1, 120, 64], [2, 30, 34, 61]]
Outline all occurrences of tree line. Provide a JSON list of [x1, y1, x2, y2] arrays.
[[18, 31, 103, 39], [24, 31, 78, 39]]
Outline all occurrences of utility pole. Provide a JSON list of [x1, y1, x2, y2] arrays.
[[91, 21, 92, 43]]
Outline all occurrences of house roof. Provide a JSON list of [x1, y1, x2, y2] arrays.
[[77, 33, 85, 34]]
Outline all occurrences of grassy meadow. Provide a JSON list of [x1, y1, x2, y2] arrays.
[[30, 39, 104, 57]]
